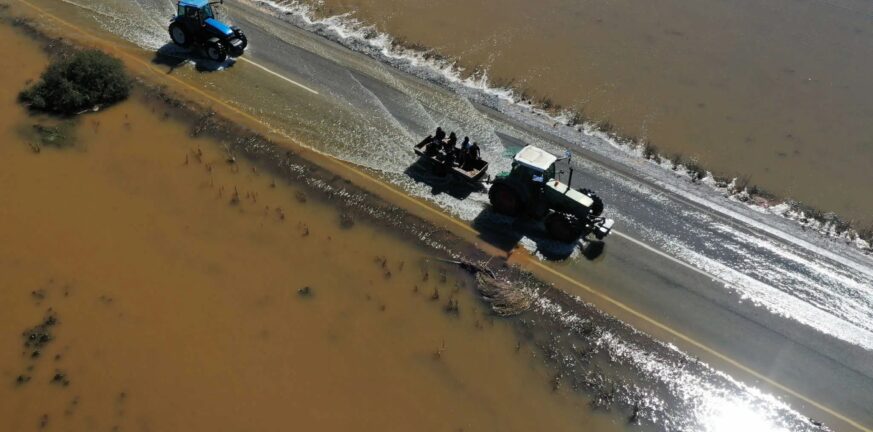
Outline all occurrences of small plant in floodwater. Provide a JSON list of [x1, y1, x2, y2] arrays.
[[19, 50, 131, 115], [595, 120, 615, 134], [21, 121, 78, 150], [50, 370, 70, 387], [668, 153, 683, 171], [566, 110, 585, 127], [641, 141, 661, 164], [230, 187, 240, 206], [444, 298, 459, 315], [684, 158, 706, 182], [339, 212, 355, 229], [15, 375, 31, 386]]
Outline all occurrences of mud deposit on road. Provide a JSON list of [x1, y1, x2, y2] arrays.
[[0, 23, 629, 432]]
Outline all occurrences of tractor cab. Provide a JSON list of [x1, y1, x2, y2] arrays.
[[512, 145, 558, 185], [169, 0, 247, 62], [489, 145, 613, 242]]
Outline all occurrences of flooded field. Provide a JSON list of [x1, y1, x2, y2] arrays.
[[274, 0, 873, 225], [0, 24, 619, 431], [2, 4, 870, 431]]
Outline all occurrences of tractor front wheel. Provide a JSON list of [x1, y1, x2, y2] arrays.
[[489, 182, 523, 216], [235, 29, 248, 50], [205, 40, 228, 62], [580, 188, 604, 216], [545, 212, 584, 243], [169, 23, 191, 48]]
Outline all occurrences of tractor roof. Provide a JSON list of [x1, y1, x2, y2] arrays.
[[178, 0, 209, 8], [514, 145, 557, 171]]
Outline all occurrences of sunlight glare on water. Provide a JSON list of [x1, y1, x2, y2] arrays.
[[704, 397, 789, 432]]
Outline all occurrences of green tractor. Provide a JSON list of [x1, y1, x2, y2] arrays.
[[488, 145, 614, 242]]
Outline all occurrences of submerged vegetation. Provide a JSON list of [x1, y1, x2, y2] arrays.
[[19, 49, 130, 115]]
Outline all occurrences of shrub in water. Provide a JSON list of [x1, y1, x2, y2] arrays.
[[19, 50, 131, 115]]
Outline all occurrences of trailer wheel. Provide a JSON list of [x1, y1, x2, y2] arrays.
[[489, 182, 522, 216], [545, 212, 584, 243], [169, 23, 191, 48]]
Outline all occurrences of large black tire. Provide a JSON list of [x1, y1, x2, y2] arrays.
[[580, 188, 604, 216], [545, 212, 584, 243], [489, 181, 523, 216], [205, 40, 228, 62], [235, 29, 248, 50], [169, 22, 191, 48]]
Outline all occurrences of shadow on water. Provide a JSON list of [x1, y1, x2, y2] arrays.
[[403, 157, 484, 201], [152, 43, 237, 73], [471, 208, 606, 262]]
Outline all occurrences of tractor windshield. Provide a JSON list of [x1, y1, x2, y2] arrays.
[[201, 4, 215, 19], [545, 164, 556, 181]]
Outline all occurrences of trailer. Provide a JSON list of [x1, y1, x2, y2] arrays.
[[413, 137, 489, 182]]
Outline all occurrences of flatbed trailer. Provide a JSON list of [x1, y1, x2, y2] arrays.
[[413, 138, 489, 182]]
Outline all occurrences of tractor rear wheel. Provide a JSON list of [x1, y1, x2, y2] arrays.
[[205, 40, 228, 62], [489, 182, 523, 216], [169, 23, 191, 48], [545, 212, 584, 243]]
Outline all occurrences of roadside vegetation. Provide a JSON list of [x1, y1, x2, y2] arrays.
[[19, 49, 130, 115]]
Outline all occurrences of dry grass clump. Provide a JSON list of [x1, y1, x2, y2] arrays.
[[475, 273, 532, 316]]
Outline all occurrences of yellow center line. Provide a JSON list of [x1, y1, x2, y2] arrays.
[[11, 2, 870, 430]]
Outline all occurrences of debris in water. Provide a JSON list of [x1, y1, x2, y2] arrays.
[[294, 191, 307, 203], [475, 273, 532, 317], [15, 375, 31, 386], [430, 288, 440, 301], [297, 286, 312, 297], [432, 339, 446, 360], [31, 289, 46, 302]]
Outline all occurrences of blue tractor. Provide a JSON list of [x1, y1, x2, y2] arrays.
[[169, 0, 247, 62]]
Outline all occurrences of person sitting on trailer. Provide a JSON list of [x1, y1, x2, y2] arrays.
[[434, 127, 446, 143], [420, 134, 439, 156], [459, 136, 471, 166], [444, 132, 458, 157], [468, 141, 481, 162]]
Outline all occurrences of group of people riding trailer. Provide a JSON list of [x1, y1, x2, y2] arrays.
[[414, 127, 489, 181], [422, 127, 483, 170]]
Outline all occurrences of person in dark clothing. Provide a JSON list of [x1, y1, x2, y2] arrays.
[[468, 141, 481, 162], [434, 127, 446, 142], [444, 132, 458, 157], [459, 136, 471, 167]]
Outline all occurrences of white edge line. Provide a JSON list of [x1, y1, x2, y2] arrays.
[[240, 57, 320, 95]]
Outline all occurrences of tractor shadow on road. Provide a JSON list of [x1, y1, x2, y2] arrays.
[[471, 209, 606, 261], [152, 43, 238, 74], [403, 160, 484, 201]]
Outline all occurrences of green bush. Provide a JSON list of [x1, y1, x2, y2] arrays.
[[19, 50, 131, 115]]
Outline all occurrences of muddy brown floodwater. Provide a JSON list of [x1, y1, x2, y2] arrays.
[[0, 24, 623, 431]]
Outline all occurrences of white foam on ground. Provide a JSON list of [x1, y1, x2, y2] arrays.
[[534, 293, 817, 431]]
